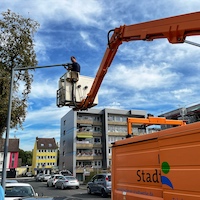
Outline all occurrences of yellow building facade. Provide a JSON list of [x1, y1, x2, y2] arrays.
[[32, 137, 58, 175]]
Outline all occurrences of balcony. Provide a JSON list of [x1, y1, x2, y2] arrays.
[[76, 132, 102, 137], [76, 142, 93, 149], [76, 155, 103, 161], [108, 131, 127, 136], [76, 166, 101, 173], [76, 142, 102, 149], [108, 121, 127, 125], [76, 167, 95, 173], [77, 132, 93, 137], [77, 119, 102, 126]]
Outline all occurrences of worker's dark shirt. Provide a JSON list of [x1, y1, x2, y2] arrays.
[[71, 62, 80, 73]]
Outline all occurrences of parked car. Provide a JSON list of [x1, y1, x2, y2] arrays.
[[26, 172, 33, 177], [55, 176, 79, 189], [5, 182, 38, 200], [47, 174, 63, 187], [87, 173, 111, 198], [20, 197, 54, 200], [41, 174, 51, 182], [35, 173, 43, 182], [0, 178, 18, 183]]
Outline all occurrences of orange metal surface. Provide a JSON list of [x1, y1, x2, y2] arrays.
[[74, 12, 200, 110], [112, 121, 200, 200], [127, 116, 186, 135]]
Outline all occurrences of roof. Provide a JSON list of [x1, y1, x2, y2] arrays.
[[36, 137, 57, 149], [159, 103, 200, 119], [18, 197, 53, 200], [0, 138, 19, 152], [5, 182, 32, 186]]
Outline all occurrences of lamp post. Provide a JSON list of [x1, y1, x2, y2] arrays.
[[1, 67, 15, 190], [1, 63, 69, 190]]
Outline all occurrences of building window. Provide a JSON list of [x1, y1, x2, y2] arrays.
[[64, 120, 66, 125], [63, 130, 66, 135], [109, 148, 112, 155], [94, 126, 101, 132], [94, 137, 101, 143], [49, 143, 52, 147], [41, 144, 44, 147]]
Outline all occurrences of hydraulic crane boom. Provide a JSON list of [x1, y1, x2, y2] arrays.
[[75, 11, 200, 110]]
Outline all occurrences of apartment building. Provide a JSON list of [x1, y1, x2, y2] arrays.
[[0, 138, 19, 178], [32, 137, 58, 175], [59, 108, 146, 181]]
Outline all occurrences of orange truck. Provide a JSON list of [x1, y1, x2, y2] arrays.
[[112, 118, 200, 200]]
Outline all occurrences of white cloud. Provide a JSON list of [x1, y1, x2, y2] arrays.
[[34, 37, 50, 62], [105, 63, 179, 91], [172, 88, 193, 100], [26, 104, 70, 125], [29, 77, 58, 99], [80, 31, 96, 48], [1, 0, 103, 26]]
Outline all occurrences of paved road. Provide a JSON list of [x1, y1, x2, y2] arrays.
[[17, 178, 111, 200]]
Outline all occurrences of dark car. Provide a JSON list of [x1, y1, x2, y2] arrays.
[[35, 173, 43, 182], [87, 173, 111, 198]]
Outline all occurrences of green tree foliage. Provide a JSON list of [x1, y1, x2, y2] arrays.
[[0, 10, 39, 137], [19, 148, 32, 166]]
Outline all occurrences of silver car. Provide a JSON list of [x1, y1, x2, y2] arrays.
[[47, 174, 63, 187], [87, 173, 111, 198], [41, 174, 51, 182], [5, 182, 38, 200], [55, 176, 79, 189]]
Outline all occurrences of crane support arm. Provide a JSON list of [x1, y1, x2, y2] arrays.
[[127, 117, 186, 135], [76, 12, 200, 110]]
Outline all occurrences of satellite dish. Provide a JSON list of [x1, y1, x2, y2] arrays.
[[180, 107, 187, 117]]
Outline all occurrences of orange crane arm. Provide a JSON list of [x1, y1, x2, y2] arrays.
[[127, 117, 186, 135], [76, 12, 200, 110]]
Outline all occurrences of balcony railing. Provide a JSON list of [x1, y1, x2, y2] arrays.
[[76, 155, 103, 160], [77, 119, 102, 126], [75, 166, 101, 173], [107, 132, 127, 136], [76, 141, 102, 149], [108, 121, 127, 125]]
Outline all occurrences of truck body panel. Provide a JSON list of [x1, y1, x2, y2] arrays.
[[112, 122, 200, 199]]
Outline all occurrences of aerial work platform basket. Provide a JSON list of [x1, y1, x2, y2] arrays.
[[56, 71, 98, 109]]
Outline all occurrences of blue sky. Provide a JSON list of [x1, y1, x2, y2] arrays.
[[1, 0, 200, 151]]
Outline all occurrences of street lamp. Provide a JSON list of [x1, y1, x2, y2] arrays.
[[1, 63, 70, 190]]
